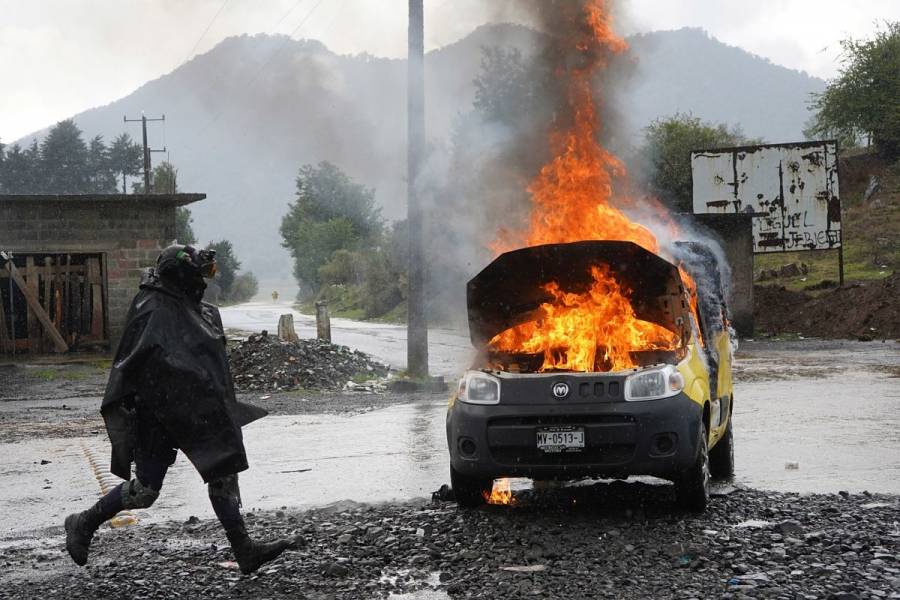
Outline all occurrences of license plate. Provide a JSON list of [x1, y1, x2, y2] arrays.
[[536, 427, 585, 453]]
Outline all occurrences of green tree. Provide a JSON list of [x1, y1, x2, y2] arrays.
[[131, 160, 178, 194], [637, 113, 757, 212], [152, 161, 178, 194], [228, 272, 259, 304], [86, 135, 117, 193], [0, 142, 40, 193], [131, 160, 194, 243], [474, 47, 550, 127], [0, 139, 5, 193], [108, 133, 142, 193], [175, 207, 197, 245], [24, 139, 43, 192], [40, 119, 90, 193], [205, 240, 241, 298], [316, 221, 408, 319], [807, 21, 900, 158], [280, 162, 382, 297]]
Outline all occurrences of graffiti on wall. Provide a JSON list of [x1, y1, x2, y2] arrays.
[[691, 140, 841, 254]]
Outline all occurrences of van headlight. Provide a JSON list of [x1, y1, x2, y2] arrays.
[[460, 372, 500, 405], [624, 365, 684, 401]]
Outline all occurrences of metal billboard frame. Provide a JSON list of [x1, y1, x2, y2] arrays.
[[690, 139, 843, 285]]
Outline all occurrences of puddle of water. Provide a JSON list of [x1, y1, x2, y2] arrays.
[[0, 401, 451, 538], [732, 369, 900, 494], [2, 343, 900, 540]]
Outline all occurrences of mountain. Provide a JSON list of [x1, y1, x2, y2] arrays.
[[620, 28, 824, 143], [14, 25, 825, 281]]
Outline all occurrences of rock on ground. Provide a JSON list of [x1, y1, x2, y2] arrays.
[[229, 332, 390, 392], [2, 486, 898, 599]]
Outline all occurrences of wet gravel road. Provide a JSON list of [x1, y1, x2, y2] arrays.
[[2, 339, 900, 598], [2, 485, 898, 599]]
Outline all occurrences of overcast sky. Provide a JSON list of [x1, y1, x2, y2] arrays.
[[1, 0, 897, 142]]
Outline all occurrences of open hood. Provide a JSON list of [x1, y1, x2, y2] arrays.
[[466, 241, 691, 348]]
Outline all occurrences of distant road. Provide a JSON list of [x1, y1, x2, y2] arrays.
[[219, 301, 474, 377]]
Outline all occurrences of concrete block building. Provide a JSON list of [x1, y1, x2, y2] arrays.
[[0, 193, 205, 355], [693, 213, 755, 338]]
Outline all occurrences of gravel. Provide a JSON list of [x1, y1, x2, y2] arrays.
[[2, 485, 898, 599], [229, 331, 391, 392]]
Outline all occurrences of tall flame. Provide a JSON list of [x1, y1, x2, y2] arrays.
[[489, 0, 698, 372], [493, 0, 653, 255], [490, 265, 679, 372]]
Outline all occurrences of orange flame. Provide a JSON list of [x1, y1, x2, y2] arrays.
[[488, 0, 701, 371], [490, 265, 679, 372], [492, 0, 651, 256], [484, 478, 515, 505]]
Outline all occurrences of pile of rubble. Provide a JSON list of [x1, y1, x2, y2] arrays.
[[229, 331, 390, 392], [755, 271, 900, 340], [5, 486, 899, 599], [756, 261, 809, 282]]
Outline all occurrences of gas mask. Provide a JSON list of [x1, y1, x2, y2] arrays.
[[156, 245, 218, 301]]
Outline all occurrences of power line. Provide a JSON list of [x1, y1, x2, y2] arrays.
[[184, 0, 311, 111], [124, 114, 166, 193], [186, 0, 326, 145], [271, 0, 309, 33], [233, 0, 347, 144], [241, 0, 327, 90], [184, 0, 232, 64]]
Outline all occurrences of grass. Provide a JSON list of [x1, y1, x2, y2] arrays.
[[296, 300, 367, 321], [350, 371, 380, 384], [89, 358, 113, 370], [295, 295, 406, 324], [755, 153, 900, 292], [31, 368, 58, 380], [28, 367, 91, 381]]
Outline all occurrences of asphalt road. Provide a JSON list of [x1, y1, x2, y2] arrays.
[[219, 301, 474, 377], [1, 311, 899, 545]]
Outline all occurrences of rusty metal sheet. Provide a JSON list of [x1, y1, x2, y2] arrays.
[[691, 140, 841, 253]]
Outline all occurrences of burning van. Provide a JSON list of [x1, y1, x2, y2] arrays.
[[446, 240, 734, 511]]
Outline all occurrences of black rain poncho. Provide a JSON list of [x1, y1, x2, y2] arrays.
[[101, 269, 266, 482]]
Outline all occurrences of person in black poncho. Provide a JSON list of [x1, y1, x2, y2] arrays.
[[64, 244, 295, 574]]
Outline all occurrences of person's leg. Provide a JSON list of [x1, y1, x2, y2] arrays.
[[207, 474, 293, 574], [65, 414, 176, 566], [64, 455, 171, 565]]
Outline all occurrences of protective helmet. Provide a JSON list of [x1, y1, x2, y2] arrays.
[[157, 244, 218, 279]]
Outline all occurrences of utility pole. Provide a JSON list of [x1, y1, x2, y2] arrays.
[[124, 114, 166, 193], [407, 0, 428, 378]]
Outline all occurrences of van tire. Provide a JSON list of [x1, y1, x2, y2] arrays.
[[675, 422, 710, 512], [450, 466, 491, 508], [709, 417, 734, 478]]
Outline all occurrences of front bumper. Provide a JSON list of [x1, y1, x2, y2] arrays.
[[447, 392, 702, 481]]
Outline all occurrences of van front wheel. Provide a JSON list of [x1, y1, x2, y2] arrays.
[[675, 422, 710, 512], [709, 417, 734, 478]]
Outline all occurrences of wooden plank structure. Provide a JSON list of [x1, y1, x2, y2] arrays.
[[0, 286, 10, 354], [0, 251, 108, 355]]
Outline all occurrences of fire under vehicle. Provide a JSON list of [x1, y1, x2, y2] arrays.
[[446, 240, 734, 511]]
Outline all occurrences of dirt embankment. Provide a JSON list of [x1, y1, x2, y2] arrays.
[[755, 272, 900, 339]]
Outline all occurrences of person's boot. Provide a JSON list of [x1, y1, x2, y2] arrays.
[[64, 482, 125, 566], [224, 522, 292, 575], [64, 503, 108, 566]]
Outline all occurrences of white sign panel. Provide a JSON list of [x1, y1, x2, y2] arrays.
[[691, 141, 841, 253]]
